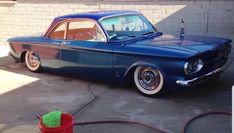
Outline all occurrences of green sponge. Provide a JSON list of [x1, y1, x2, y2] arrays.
[[42, 111, 62, 128]]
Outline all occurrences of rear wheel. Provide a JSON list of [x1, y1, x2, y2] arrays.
[[134, 66, 164, 96], [25, 51, 42, 72]]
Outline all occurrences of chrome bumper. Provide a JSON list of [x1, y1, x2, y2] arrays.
[[176, 59, 232, 86]]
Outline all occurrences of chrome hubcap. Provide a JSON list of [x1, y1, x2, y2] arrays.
[[138, 67, 161, 90], [27, 51, 39, 68]]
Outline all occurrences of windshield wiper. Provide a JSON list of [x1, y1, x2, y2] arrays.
[[142, 31, 155, 36]]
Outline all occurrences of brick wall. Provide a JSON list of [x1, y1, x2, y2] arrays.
[[0, 0, 234, 48]]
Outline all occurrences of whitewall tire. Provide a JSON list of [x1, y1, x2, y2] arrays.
[[25, 51, 41, 72], [134, 66, 164, 96]]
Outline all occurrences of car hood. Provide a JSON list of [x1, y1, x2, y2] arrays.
[[127, 34, 232, 59]]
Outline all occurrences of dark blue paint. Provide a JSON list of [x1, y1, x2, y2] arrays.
[[7, 10, 232, 89], [60, 41, 113, 82], [55, 10, 139, 22]]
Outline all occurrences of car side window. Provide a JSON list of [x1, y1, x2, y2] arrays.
[[50, 23, 66, 40], [67, 20, 105, 42]]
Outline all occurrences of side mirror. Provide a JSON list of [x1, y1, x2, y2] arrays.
[[157, 31, 163, 35]]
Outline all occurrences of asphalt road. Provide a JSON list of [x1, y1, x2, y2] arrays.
[[0, 51, 232, 133]]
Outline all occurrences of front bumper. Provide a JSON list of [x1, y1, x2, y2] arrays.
[[176, 58, 232, 87]]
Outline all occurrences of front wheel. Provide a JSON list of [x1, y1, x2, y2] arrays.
[[134, 66, 164, 96], [25, 51, 42, 72]]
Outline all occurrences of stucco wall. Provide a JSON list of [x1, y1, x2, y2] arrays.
[[0, 0, 234, 48]]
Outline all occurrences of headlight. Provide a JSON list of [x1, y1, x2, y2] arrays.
[[184, 59, 204, 75]]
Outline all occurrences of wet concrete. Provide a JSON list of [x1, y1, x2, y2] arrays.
[[0, 56, 109, 132], [0, 48, 232, 133]]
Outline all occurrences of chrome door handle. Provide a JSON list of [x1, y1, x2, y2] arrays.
[[61, 42, 65, 46], [61, 42, 70, 46]]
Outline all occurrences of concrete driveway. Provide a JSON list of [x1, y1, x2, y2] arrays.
[[0, 48, 232, 133]]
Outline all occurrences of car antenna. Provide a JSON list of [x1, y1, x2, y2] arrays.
[[180, 19, 185, 40]]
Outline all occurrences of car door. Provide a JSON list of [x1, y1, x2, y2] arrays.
[[60, 19, 113, 82], [40, 22, 67, 70]]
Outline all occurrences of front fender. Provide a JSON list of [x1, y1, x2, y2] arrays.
[[124, 61, 166, 79]]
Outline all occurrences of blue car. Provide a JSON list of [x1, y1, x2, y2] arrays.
[[8, 10, 232, 96]]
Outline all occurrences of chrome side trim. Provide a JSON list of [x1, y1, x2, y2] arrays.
[[176, 59, 232, 86]]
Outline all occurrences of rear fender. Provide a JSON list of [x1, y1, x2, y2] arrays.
[[20, 48, 40, 62]]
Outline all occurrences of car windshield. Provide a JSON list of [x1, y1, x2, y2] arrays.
[[100, 14, 157, 41]]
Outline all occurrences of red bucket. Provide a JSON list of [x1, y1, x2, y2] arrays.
[[38, 113, 74, 133]]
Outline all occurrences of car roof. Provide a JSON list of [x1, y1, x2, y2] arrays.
[[54, 10, 140, 21], [44, 10, 141, 37]]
